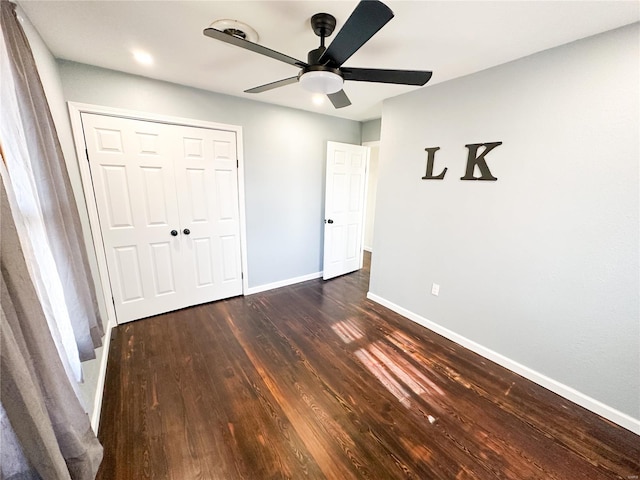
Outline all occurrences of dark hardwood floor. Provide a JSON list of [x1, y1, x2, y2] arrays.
[[97, 253, 640, 479]]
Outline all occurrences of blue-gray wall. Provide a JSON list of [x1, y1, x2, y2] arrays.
[[57, 61, 361, 288], [362, 118, 381, 143], [370, 24, 639, 425]]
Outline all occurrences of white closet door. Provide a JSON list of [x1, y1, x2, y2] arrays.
[[173, 126, 243, 306], [82, 114, 243, 323], [82, 113, 186, 322]]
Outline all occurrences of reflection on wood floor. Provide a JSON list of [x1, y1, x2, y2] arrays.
[[97, 252, 640, 479]]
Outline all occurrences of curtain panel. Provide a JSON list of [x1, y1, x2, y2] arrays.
[[1, 1, 104, 476], [0, 0, 103, 364], [1, 177, 103, 479]]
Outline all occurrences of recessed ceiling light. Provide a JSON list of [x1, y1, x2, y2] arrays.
[[133, 50, 153, 66], [312, 94, 325, 106]]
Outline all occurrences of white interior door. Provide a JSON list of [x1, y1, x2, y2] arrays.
[[323, 141, 369, 280], [82, 113, 242, 323]]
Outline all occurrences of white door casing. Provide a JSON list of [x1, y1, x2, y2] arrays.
[[81, 113, 243, 323], [323, 141, 369, 280]]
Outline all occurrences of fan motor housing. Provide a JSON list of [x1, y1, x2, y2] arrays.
[[308, 46, 327, 65]]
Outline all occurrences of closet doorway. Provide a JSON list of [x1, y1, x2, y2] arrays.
[[71, 105, 247, 324]]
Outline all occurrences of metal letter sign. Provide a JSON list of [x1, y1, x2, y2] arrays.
[[460, 142, 502, 181], [421, 142, 502, 181], [422, 147, 447, 180]]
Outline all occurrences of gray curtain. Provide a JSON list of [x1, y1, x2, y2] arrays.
[[1, 178, 103, 480], [1, 0, 103, 361]]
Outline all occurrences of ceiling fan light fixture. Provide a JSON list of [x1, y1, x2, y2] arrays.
[[299, 70, 343, 94], [203, 0, 431, 109]]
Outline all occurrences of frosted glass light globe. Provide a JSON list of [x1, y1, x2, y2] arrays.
[[299, 71, 344, 94]]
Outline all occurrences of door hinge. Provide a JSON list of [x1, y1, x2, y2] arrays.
[[236, 159, 239, 168], [85, 148, 89, 161], [241, 272, 244, 279], [111, 296, 115, 307]]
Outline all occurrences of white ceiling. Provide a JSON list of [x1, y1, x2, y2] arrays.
[[18, 0, 640, 122]]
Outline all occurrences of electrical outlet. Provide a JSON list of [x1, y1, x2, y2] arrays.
[[431, 283, 440, 296]]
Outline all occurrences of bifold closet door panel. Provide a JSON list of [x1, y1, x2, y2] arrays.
[[172, 126, 243, 306]]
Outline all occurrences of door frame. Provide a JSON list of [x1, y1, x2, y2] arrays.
[[68, 102, 249, 325], [361, 140, 380, 253]]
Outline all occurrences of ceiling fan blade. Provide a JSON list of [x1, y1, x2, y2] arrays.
[[204, 28, 308, 68], [320, 0, 394, 68], [342, 67, 432, 86], [328, 90, 352, 109], [245, 77, 299, 94]]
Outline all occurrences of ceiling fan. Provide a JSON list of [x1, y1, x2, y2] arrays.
[[203, 0, 432, 109]]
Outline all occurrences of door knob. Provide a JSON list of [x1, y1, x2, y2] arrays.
[[183, 228, 191, 235], [325, 219, 334, 224], [170, 230, 178, 236]]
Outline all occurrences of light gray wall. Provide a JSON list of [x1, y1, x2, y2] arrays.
[[363, 145, 379, 251], [362, 118, 381, 143], [57, 60, 361, 288], [370, 24, 639, 420]]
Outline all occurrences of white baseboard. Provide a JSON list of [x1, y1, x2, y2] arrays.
[[246, 271, 323, 295], [91, 318, 116, 432], [366, 292, 640, 435]]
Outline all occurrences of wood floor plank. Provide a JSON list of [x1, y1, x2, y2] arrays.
[[193, 306, 325, 479], [97, 253, 640, 479]]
